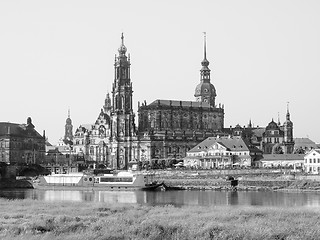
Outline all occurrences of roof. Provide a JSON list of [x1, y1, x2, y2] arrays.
[[261, 154, 305, 161], [188, 136, 257, 153], [251, 128, 265, 138], [294, 138, 317, 149], [305, 149, 320, 157], [0, 122, 43, 138], [144, 99, 212, 109]]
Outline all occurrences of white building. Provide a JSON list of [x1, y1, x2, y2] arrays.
[[259, 154, 304, 169], [184, 136, 262, 169], [304, 149, 320, 174]]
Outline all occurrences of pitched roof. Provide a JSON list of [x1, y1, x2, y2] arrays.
[[294, 138, 317, 149], [188, 136, 254, 153], [0, 122, 43, 138]]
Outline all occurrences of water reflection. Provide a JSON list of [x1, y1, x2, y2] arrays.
[[1, 189, 320, 208]]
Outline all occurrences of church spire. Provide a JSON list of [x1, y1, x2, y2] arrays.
[[201, 32, 209, 68], [194, 32, 217, 107], [204, 32, 207, 61], [286, 102, 290, 121]]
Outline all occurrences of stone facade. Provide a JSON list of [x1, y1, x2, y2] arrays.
[[0, 117, 46, 164]]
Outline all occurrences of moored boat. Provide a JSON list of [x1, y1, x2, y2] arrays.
[[33, 171, 161, 190]]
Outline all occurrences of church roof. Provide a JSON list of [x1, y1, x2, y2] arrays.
[[144, 99, 212, 109]]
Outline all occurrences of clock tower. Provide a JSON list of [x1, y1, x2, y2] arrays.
[[194, 33, 216, 107]]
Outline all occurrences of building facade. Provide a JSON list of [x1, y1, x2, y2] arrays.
[[184, 136, 262, 169], [0, 117, 46, 164], [304, 149, 320, 174], [226, 106, 295, 155], [72, 33, 225, 169]]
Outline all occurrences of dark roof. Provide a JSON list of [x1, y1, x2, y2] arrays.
[[294, 138, 317, 149], [144, 99, 212, 109], [0, 122, 43, 139]]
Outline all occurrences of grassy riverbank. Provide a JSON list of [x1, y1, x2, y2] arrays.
[[0, 199, 320, 240]]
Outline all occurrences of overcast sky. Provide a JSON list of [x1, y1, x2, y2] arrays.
[[1, 0, 319, 144]]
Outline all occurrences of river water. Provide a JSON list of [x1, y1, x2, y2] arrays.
[[1, 189, 320, 208]]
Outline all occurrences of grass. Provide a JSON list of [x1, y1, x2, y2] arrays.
[[0, 198, 320, 240]]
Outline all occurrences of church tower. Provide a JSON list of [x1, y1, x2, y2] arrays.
[[110, 33, 136, 169], [194, 33, 217, 107], [283, 103, 294, 154], [64, 109, 73, 144]]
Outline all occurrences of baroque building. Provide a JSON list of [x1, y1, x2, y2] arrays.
[[0, 117, 46, 164], [73, 33, 225, 169], [137, 33, 224, 163], [227, 105, 294, 155]]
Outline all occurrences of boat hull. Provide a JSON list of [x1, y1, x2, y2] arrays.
[[33, 172, 160, 191]]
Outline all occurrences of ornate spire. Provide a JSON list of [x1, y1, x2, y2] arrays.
[[286, 102, 290, 120], [201, 32, 209, 67], [118, 32, 127, 56], [68, 108, 70, 118]]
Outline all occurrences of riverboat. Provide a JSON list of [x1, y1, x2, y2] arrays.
[[33, 171, 164, 190]]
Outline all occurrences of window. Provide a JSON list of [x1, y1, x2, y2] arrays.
[[314, 159, 316, 164], [310, 159, 312, 164]]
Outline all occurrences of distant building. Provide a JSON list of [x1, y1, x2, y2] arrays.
[[0, 117, 46, 164], [304, 149, 320, 174], [259, 154, 305, 169], [226, 106, 294, 155], [184, 136, 262, 168]]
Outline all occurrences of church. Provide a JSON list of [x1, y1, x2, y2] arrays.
[[72, 33, 225, 169]]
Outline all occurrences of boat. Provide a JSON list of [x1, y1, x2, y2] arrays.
[[33, 171, 162, 191]]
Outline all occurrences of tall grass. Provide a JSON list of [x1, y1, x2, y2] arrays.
[[0, 198, 320, 240]]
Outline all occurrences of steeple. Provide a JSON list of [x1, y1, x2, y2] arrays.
[[201, 32, 209, 69], [110, 33, 136, 169], [194, 32, 217, 107], [286, 102, 290, 121], [283, 102, 294, 153], [112, 33, 132, 113], [64, 108, 73, 144]]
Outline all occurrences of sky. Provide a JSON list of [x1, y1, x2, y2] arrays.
[[1, 0, 320, 145]]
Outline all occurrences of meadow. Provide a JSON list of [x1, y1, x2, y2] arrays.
[[0, 198, 320, 240]]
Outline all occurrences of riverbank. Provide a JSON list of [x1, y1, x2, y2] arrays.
[[153, 170, 320, 192], [0, 199, 319, 240]]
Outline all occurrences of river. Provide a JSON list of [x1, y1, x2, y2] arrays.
[[1, 189, 320, 208]]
